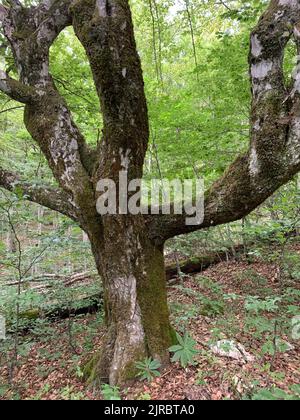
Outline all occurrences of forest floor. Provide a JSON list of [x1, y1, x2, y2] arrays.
[[0, 242, 299, 400]]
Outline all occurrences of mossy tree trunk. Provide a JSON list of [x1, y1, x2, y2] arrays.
[[0, 0, 300, 386], [89, 219, 174, 385]]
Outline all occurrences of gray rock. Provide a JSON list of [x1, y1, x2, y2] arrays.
[[210, 340, 255, 363]]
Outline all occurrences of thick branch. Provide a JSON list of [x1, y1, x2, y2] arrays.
[[0, 167, 78, 222], [0, 70, 37, 103], [148, 0, 300, 243], [147, 152, 299, 243], [72, 0, 149, 182], [1, 0, 72, 87], [0, 0, 100, 234]]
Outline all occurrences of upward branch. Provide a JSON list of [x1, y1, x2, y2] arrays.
[[0, 0, 100, 232], [148, 0, 300, 243], [72, 0, 149, 183]]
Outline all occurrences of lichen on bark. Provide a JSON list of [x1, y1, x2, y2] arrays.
[[0, 0, 300, 388]]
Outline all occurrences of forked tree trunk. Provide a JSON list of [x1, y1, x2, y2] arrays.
[[1, 0, 300, 388], [88, 216, 174, 385]]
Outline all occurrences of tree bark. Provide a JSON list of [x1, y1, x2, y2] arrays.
[[0, 0, 300, 387], [87, 216, 174, 385]]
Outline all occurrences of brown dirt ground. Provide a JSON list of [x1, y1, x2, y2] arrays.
[[0, 245, 299, 400]]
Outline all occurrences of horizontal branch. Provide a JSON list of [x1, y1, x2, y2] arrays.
[[0, 105, 24, 115], [147, 152, 299, 243], [0, 71, 37, 103], [0, 167, 78, 222]]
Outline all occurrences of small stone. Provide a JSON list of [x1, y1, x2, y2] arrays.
[[210, 340, 255, 363]]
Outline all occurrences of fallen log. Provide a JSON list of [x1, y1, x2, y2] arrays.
[[3, 244, 244, 290], [2, 271, 98, 288], [17, 294, 102, 327], [13, 244, 246, 324], [165, 244, 245, 280]]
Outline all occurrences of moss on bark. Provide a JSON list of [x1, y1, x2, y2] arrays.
[[136, 242, 174, 365]]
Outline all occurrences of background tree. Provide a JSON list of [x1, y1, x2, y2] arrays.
[[0, 0, 299, 386]]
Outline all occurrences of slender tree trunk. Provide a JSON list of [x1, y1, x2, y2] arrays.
[[6, 226, 17, 253], [87, 215, 174, 385]]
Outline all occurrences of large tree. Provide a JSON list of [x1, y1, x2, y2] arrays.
[[0, 0, 300, 386]]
